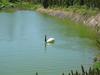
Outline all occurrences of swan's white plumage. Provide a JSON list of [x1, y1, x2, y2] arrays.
[[47, 38, 55, 43]]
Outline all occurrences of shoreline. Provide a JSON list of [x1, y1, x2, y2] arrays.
[[37, 8, 100, 30]]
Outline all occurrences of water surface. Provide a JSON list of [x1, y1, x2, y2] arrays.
[[0, 11, 99, 75]]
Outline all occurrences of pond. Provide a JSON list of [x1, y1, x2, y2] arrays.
[[0, 11, 99, 75]]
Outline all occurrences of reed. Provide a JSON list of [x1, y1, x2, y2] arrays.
[[35, 65, 100, 75], [68, 65, 100, 75]]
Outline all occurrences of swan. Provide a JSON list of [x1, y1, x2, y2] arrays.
[[45, 35, 55, 43]]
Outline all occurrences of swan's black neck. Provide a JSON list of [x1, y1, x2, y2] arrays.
[[45, 35, 47, 43]]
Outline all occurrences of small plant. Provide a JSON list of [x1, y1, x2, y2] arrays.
[[35, 65, 100, 75]]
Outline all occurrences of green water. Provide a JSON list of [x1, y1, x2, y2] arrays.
[[0, 11, 99, 75]]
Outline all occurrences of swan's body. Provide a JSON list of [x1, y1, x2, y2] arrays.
[[45, 35, 55, 43], [47, 38, 55, 43]]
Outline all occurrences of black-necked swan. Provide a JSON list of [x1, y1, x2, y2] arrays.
[[45, 35, 55, 43]]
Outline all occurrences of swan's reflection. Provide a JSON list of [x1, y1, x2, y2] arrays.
[[44, 42, 55, 52]]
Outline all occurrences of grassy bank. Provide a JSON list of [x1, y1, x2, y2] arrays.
[[0, 2, 41, 12], [0, 2, 99, 17], [0, 1, 99, 16], [37, 7, 100, 28], [14, 2, 41, 10], [48, 6, 100, 16]]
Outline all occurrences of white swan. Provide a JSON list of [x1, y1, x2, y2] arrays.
[[45, 35, 55, 43]]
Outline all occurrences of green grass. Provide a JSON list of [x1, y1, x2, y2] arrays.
[[93, 54, 100, 69], [93, 62, 100, 70], [0, 2, 99, 16], [71, 6, 99, 16], [49, 5, 100, 16], [14, 2, 41, 10], [57, 18, 97, 39], [0, 2, 41, 12]]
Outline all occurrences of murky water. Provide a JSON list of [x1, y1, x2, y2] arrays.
[[0, 11, 99, 75]]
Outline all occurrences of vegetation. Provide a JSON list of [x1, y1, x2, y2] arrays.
[[0, 0, 41, 11], [42, 0, 48, 8], [35, 65, 100, 75], [15, 2, 40, 10], [94, 62, 100, 70], [0, 0, 100, 9], [93, 54, 100, 70], [66, 65, 100, 75], [24, 0, 100, 10], [0, 0, 99, 15]]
